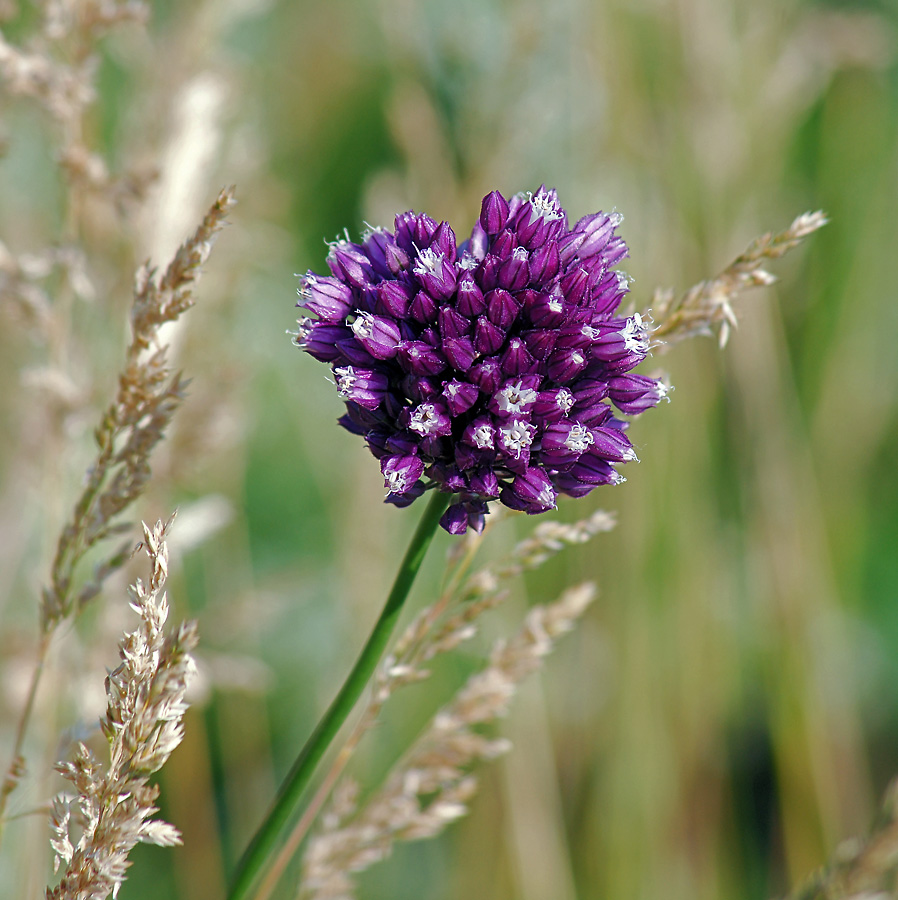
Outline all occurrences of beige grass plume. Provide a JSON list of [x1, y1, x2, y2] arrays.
[[46, 515, 197, 900]]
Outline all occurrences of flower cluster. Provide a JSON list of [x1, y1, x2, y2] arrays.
[[294, 187, 668, 533]]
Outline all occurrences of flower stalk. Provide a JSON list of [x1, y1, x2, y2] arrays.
[[228, 489, 450, 900]]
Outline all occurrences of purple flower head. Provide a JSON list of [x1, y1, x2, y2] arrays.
[[294, 188, 668, 533]]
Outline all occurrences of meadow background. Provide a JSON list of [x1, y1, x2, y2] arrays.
[[2, 0, 898, 898]]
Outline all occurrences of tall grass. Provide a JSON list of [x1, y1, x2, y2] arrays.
[[2, 0, 897, 898]]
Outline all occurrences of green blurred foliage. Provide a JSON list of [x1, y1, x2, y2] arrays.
[[3, 0, 898, 898]]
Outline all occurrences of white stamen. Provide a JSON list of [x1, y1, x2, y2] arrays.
[[385, 468, 411, 493], [512, 246, 528, 261], [334, 366, 357, 398], [548, 298, 564, 314], [361, 223, 386, 242], [581, 325, 601, 339], [409, 403, 441, 435], [458, 252, 478, 271], [472, 423, 494, 449], [620, 313, 650, 353], [351, 312, 375, 339], [499, 420, 535, 458], [563, 424, 594, 453], [413, 246, 445, 279], [496, 380, 538, 415], [527, 191, 564, 222], [556, 389, 574, 413]]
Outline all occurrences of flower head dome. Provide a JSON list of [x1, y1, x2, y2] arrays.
[[294, 187, 669, 533]]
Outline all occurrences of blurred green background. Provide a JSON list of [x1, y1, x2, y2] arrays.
[[2, 0, 898, 898]]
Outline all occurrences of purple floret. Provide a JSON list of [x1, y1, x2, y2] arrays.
[[294, 187, 669, 533]]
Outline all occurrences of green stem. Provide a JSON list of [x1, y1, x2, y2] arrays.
[[227, 490, 450, 900]]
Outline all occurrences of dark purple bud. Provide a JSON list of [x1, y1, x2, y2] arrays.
[[363, 429, 391, 457], [571, 378, 610, 407], [328, 244, 374, 289], [430, 462, 467, 491], [385, 432, 420, 456], [443, 379, 479, 416], [469, 467, 500, 498], [486, 288, 520, 330], [474, 316, 506, 355], [464, 502, 488, 533], [401, 374, 440, 402], [455, 443, 487, 471], [490, 229, 516, 259], [533, 387, 575, 423], [336, 412, 365, 436], [430, 221, 458, 263], [375, 281, 414, 318], [350, 312, 402, 360], [333, 366, 389, 410], [410, 290, 438, 324], [498, 246, 530, 291], [440, 502, 471, 535], [297, 322, 353, 362], [500, 466, 556, 513], [443, 336, 477, 372], [397, 340, 447, 377], [603, 235, 629, 266], [413, 247, 457, 300], [336, 338, 380, 367], [476, 254, 500, 291], [469, 357, 503, 394], [546, 344, 588, 383], [528, 241, 561, 285], [381, 454, 425, 495], [554, 456, 623, 498], [589, 269, 629, 316], [520, 328, 556, 360], [571, 400, 612, 427], [394, 211, 439, 254], [438, 306, 471, 339], [560, 266, 590, 307], [589, 426, 638, 463], [540, 420, 595, 470], [385, 241, 411, 274], [456, 276, 486, 317], [480, 190, 510, 235], [361, 228, 394, 278], [558, 230, 587, 264], [522, 290, 565, 328], [419, 326, 440, 347], [568, 211, 622, 260], [298, 274, 354, 322], [608, 374, 670, 415], [499, 337, 537, 376]]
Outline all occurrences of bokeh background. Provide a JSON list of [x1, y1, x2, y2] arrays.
[[2, 0, 898, 898]]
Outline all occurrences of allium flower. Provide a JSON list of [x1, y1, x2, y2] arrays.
[[294, 187, 669, 534]]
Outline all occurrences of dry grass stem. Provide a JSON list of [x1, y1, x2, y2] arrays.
[[781, 779, 898, 900], [250, 511, 614, 900], [42, 185, 236, 632], [0, 187, 234, 835], [0, 0, 152, 203], [299, 583, 596, 900], [46, 515, 197, 900], [649, 211, 828, 348]]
